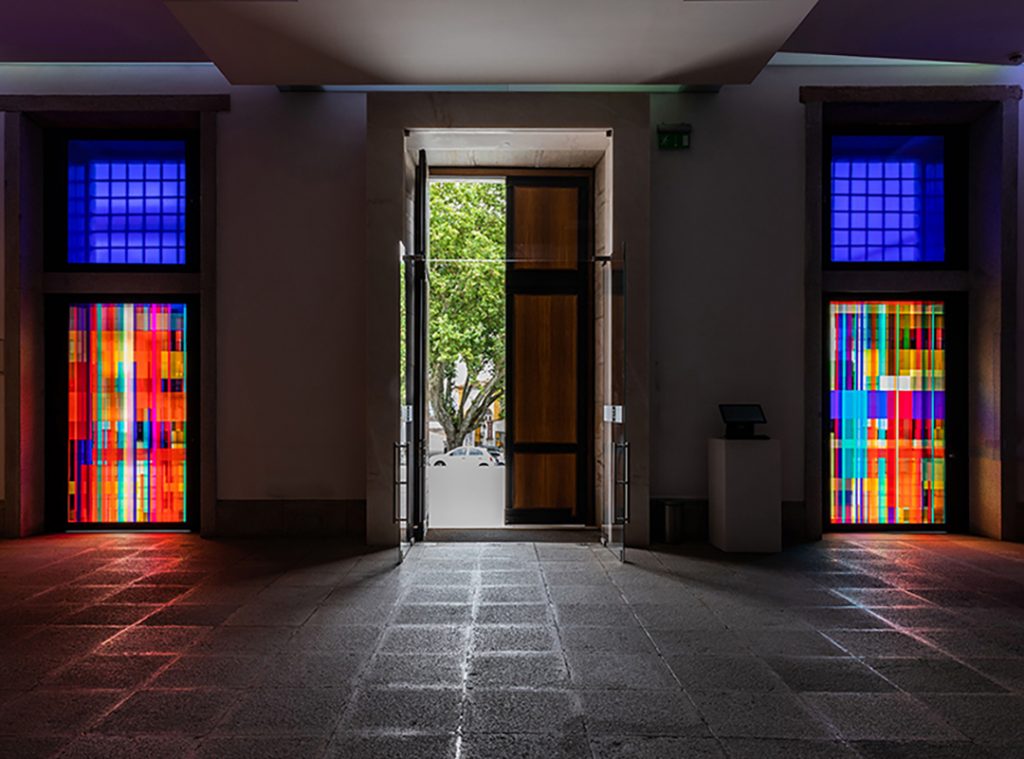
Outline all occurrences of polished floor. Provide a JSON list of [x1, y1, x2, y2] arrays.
[[0, 533, 1022, 758]]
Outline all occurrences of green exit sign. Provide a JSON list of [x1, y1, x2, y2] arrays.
[[657, 124, 691, 150]]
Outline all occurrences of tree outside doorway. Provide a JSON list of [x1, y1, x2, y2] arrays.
[[428, 180, 506, 452]]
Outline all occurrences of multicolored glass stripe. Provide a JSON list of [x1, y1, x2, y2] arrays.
[[829, 301, 945, 525], [68, 303, 187, 524]]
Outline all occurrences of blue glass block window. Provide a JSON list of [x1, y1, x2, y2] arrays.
[[67, 140, 187, 265], [831, 135, 945, 263]]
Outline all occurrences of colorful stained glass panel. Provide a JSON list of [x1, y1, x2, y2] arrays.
[[68, 303, 187, 524], [829, 301, 945, 525]]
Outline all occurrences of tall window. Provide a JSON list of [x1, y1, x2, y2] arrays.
[[67, 140, 188, 265], [67, 302, 188, 524], [828, 301, 945, 525], [830, 135, 945, 264]]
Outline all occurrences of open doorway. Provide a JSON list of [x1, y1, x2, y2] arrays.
[[425, 170, 595, 530], [425, 177, 508, 528], [397, 128, 627, 557]]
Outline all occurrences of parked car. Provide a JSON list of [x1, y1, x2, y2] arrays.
[[431, 446, 498, 467], [484, 446, 505, 465]]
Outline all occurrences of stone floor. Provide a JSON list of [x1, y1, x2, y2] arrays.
[[0, 533, 1022, 758]]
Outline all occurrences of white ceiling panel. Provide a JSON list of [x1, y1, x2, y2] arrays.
[[165, 0, 819, 85]]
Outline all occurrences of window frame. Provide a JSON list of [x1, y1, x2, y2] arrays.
[[44, 129, 201, 273], [822, 125, 969, 271]]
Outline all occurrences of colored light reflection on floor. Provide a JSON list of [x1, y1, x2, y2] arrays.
[[829, 300, 945, 525], [68, 302, 187, 524]]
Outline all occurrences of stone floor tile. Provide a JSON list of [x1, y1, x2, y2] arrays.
[[224, 602, 318, 627], [962, 658, 1024, 693], [689, 691, 833, 739], [802, 693, 965, 741], [468, 653, 569, 687], [667, 655, 787, 693], [98, 626, 211, 655], [736, 630, 846, 658], [559, 625, 656, 654], [567, 652, 678, 689], [263, 652, 365, 688], [579, 689, 709, 736], [57, 604, 161, 627], [0, 689, 124, 735], [646, 629, 747, 656], [476, 604, 553, 625], [190, 625, 293, 655], [0, 737, 67, 759], [392, 603, 473, 625], [916, 694, 1024, 744], [96, 690, 240, 736], [341, 687, 461, 733], [288, 625, 383, 653], [764, 657, 895, 693], [462, 733, 591, 759], [139, 604, 239, 627], [824, 630, 943, 658], [793, 607, 891, 630], [324, 733, 455, 759], [379, 626, 469, 654], [852, 740, 1002, 759], [202, 736, 328, 759], [477, 585, 546, 604], [149, 655, 267, 689], [402, 585, 476, 604], [589, 735, 727, 758], [465, 689, 583, 734], [215, 687, 350, 736], [44, 654, 173, 690], [58, 735, 197, 759], [865, 658, 1008, 693], [473, 624, 559, 652], [921, 630, 1023, 659], [720, 738, 861, 758], [360, 654, 464, 686]]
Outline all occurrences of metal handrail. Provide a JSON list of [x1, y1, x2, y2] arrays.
[[614, 441, 631, 525], [393, 442, 409, 524]]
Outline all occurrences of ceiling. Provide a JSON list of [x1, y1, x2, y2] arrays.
[[163, 0, 818, 86], [0, 0, 1020, 85], [782, 0, 1024, 66]]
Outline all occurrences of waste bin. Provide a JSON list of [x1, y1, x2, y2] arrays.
[[664, 500, 684, 543]]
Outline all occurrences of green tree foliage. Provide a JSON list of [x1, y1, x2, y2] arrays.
[[428, 181, 505, 450]]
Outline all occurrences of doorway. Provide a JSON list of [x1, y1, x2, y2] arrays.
[[423, 171, 592, 530], [395, 128, 627, 557]]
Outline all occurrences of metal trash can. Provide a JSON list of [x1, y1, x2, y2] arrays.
[[664, 500, 685, 544]]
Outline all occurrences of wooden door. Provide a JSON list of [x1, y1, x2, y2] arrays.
[[506, 177, 590, 523]]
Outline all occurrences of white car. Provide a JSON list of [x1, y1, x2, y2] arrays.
[[431, 446, 498, 467]]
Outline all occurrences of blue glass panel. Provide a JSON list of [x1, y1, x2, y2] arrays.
[[67, 140, 187, 265], [830, 135, 945, 263]]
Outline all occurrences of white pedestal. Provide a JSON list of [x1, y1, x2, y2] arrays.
[[708, 438, 781, 553]]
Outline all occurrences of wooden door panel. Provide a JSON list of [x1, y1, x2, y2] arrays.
[[506, 177, 589, 522], [513, 453, 576, 512], [511, 186, 579, 270], [512, 294, 577, 444]]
